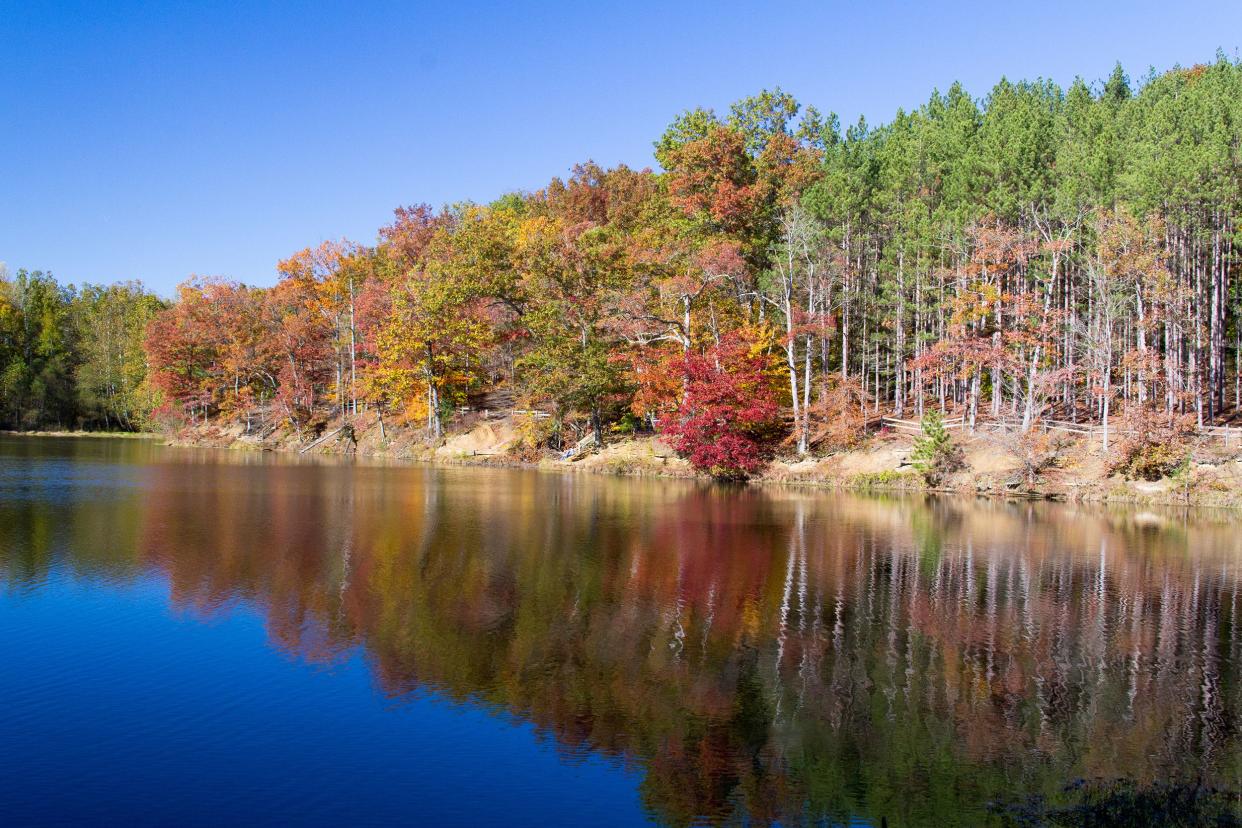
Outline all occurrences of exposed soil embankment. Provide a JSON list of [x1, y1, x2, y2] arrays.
[[164, 412, 1242, 509], [168, 411, 696, 477]]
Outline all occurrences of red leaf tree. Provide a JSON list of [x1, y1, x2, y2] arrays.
[[658, 333, 782, 481]]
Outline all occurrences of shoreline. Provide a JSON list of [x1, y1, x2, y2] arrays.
[[166, 415, 1242, 511], [9, 421, 1241, 511], [1, 429, 161, 439]]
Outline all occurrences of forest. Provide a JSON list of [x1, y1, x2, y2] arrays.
[[4, 56, 1242, 478], [0, 272, 164, 431]]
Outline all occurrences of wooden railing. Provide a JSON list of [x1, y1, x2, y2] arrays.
[[880, 416, 965, 433], [881, 414, 1242, 445]]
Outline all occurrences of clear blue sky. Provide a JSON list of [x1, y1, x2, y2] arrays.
[[3, 1, 1240, 296]]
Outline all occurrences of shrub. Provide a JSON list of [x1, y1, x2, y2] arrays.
[[610, 411, 643, 435], [1122, 442, 1187, 481], [988, 427, 1072, 488], [1109, 407, 1195, 481], [148, 401, 185, 435], [510, 412, 556, 462], [849, 470, 911, 489], [808, 375, 868, 451]]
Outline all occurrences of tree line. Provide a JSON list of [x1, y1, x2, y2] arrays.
[[7, 55, 1242, 476], [0, 270, 165, 430]]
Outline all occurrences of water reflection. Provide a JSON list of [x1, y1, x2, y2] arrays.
[[2, 437, 1241, 825]]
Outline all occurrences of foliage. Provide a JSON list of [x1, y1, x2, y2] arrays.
[[72, 282, 166, 429], [1118, 442, 1189, 483], [0, 270, 166, 431], [809, 374, 868, 451], [28, 54, 1235, 479], [376, 233, 494, 439], [1109, 407, 1195, 481], [910, 410, 963, 485], [513, 174, 637, 441], [658, 333, 783, 480], [510, 411, 557, 462], [0, 270, 80, 429]]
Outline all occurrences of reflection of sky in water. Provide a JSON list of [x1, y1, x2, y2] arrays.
[[1, 435, 1241, 826], [0, 566, 647, 826]]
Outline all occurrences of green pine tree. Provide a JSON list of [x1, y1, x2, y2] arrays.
[[911, 410, 961, 486]]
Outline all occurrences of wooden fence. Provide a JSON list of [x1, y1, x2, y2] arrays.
[[881, 415, 1242, 445], [880, 416, 965, 434]]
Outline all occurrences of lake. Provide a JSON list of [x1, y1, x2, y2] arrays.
[[1, 436, 1240, 826]]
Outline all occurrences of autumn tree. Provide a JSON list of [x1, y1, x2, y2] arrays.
[[277, 240, 365, 418], [145, 279, 225, 425], [659, 332, 782, 480], [372, 213, 494, 439], [73, 281, 166, 429], [514, 165, 647, 444], [261, 276, 333, 434], [120, 56, 1242, 473]]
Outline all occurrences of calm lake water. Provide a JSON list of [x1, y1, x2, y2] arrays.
[[2, 436, 1241, 826]]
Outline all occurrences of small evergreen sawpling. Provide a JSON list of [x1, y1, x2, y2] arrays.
[[910, 410, 963, 486]]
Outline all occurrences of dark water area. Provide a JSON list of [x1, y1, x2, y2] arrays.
[[2, 436, 1241, 826]]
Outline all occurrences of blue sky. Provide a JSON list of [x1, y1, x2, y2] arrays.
[[3, 1, 1240, 296]]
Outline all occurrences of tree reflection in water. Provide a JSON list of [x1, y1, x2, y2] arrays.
[[3, 443, 1241, 826]]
